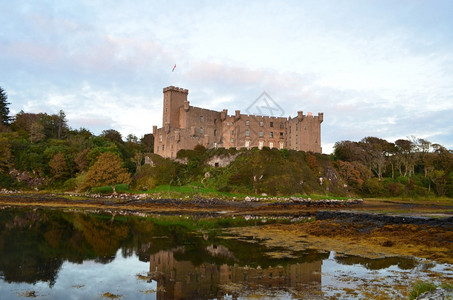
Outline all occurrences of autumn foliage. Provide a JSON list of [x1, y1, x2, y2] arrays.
[[81, 152, 131, 191]]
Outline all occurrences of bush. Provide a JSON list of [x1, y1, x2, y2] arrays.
[[130, 158, 179, 191], [63, 178, 77, 191], [361, 178, 385, 197], [386, 181, 405, 197], [0, 172, 15, 189]]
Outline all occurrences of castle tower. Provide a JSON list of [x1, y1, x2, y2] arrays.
[[287, 112, 323, 153], [162, 86, 189, 128]]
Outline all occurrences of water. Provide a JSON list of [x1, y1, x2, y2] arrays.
[[0, 207, 451, 299]]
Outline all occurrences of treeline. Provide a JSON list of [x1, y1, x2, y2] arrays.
[[1, 86, 452, 197], [333, 137, 453, 197], [0, 87, 153, 190]]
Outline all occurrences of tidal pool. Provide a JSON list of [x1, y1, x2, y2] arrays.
[[0, 207, 451, 299]]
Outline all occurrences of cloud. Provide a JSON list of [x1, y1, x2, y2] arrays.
[[1, 0, 452, 152]]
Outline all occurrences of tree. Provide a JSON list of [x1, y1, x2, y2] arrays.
[[141, 134, 154, 153], [360, 137, 393, 180], [29, 122, 46, 143], [74, 149, 90, 172], [101, 129, 123, 145], [0, 137, 12, 171], [49, 152, 69, 180], [395, 139, 416, 177], [57, 110, 68, 139], [81, 152, 131, 193], [132, 152, 143, 173], [333, 140, 362, 162], [0, 87, 11, 126]]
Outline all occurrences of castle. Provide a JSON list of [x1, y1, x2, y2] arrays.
[[153, 86, 323, 158], [149, 248, 322, 299]]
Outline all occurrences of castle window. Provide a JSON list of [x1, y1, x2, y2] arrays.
[[280, 132, 284, 138], [245, 140, 250, 148], [270, 132, 274, 138], [162, 145, 164, 151], [280, 142, 284, 149], [159, 135, 162, 142], [245, 129, 249, 137], [269, 142, 274, 149], [246, 120, 250, 126], [270, 122, 274, 127], [200, 127, 203, 135], [259, 121, 264, 127], [259, 141, 264, 149], [230, 138, 234, 143], [214, 129, 217, 136], [214, 119, 217, 124], [259, 131, 263, 137], [231, 130, 234, 135], [280, 123, 284, 129], [165, 107, 167, 113], [200, 116, 204, 122]]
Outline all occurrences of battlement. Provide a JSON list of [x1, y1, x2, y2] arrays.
[[155, 86, 323, 157], [163, 86, 189, 94]]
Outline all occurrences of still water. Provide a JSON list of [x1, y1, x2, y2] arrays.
[[0, 207, 451, 299]]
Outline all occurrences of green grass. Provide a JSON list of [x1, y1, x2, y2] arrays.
[[408, 281, 437, 300], [147, 184, 249, 199], [291, 194, 351, 200], [90, 183, 131, 194], [84, 183, 363, 201]]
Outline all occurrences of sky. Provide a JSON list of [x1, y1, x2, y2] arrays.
[[1, 0, 452, 153]]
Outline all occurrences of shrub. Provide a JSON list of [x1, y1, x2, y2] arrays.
[[63, 178, 77, 191], [386, 181, 405, 197], [361, 178, 385, 197]]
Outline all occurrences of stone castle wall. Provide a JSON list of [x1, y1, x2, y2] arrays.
[[154, 86, 323, 158]]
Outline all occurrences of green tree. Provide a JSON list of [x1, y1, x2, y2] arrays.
[[0, 87, 11, 126], [81, 152, 131, 193], [101, 129, 123, 145], [0, 136, 12, 171], [141, 133, 154, 153]]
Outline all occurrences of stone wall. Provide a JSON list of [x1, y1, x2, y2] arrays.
[[154, 86, 323, 158]]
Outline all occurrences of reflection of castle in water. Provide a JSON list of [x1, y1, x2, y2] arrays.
[[149, 246, 322, 299]]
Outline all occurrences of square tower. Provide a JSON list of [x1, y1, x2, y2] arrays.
[[162, 86, 189, 128]]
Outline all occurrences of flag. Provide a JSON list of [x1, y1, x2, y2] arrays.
[[172, 64, 176, 72]]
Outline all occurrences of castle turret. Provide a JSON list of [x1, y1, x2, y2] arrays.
[[162, 86, 189, 128]]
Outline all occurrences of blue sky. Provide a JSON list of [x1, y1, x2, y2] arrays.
[[1, 0, 452, 153]]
